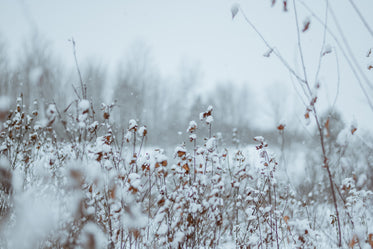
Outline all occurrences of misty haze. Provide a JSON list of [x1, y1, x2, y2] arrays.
[[0, 0, 372, 248]]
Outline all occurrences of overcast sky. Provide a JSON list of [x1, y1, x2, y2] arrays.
[[0, 0, 372, 131]]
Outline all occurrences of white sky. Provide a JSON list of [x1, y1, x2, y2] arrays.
[[0, 0, 372, 131]]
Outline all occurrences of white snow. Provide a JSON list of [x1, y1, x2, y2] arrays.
[[128, 119, 137, 130], [128, 173, 141, 189], [187, 120, 197, 132], [138, 126, 147, 136], [205, 115, 213, 124], [78, 99, 90, 112]]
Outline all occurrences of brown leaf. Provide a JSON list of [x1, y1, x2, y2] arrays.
[[182, 164, 190, 172], [104, 135, 112, 145], [142, 164, 150, 171], [96, 152, 103, 162], [158, 198, 165, 207], [322, 47, 332, 56], [128, 186, 138, 194], [351, 127, 357, 135], [325, 118, 330, 138], [302, 20, 310, 32], [177, 151, 186, 157], [368, 65, 373, 70], [283, 0, 288, 11], [277, 124, 285, 131], [348, 234, 359, 248], [141, 127, 147, 136], [310, 97, 317, 105], [109, 185, 116, 199], [130, 229, 141, 240]]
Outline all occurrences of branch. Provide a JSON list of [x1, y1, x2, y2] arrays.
[[294, 0, 342, 246], [293, 0, 312, 96], [298, 0, 373, 112]]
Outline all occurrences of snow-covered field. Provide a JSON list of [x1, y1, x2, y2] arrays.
[[0, 98, 372, 249]]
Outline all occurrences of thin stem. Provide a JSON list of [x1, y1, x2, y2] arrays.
[[238, 7, 306, 84], [314, 110, 342, 247], [209, 123, 212, 138], [193, 138, 196, 183], [293, 0, 312, 96], [147, 170, 151, 241], [347, 0, 373, 38], [328, 2, 373, 92], [298, 0, 373, 111], [293, 1, 342, 246], [138, 135, 145, 156], [257, 213, 263, 249], [133, 130, 136, 155], [70, 38, 86, 99], [314, 0, 329, 85], [274, 185, 279, 249], [331, 47, 341, 109]]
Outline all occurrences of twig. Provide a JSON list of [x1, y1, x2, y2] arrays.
[[298, 0, 373, 112], [70, 38, 86, 99], [293, 0, 312, 96], [314, 0, 329, 86], [71, 84, 81, 100], [331, 47, 341, 110], [238, 7, 307, 84]]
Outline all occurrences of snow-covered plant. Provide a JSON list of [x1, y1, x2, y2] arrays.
[[0, 95, 372, 249], [200, 105, 213, 138]]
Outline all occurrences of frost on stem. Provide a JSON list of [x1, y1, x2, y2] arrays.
[[124, 131, 132, 143], [174, 145, 187, 159], [199, 105, 213, 123], [138, 126, 147, 137], [200, 105, 214, 137], [232, 128, 240, 148], [128, 119, 138, 132], [187, 120, 197, 133], [205, 137, 216, 153], [101, 102, 115, 120], [187, 120, 197, 142], [205, 116, 214, 125]]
